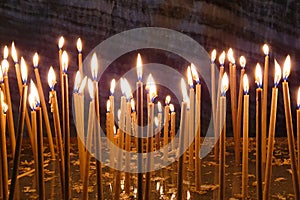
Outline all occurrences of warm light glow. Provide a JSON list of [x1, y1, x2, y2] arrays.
[[243, 74, 249, 94], [0, 68, 3, 83], [107, 99, 111, 112], [165, 95, 171, 105], [110, 79, 116, 95], [171, 193, 176, 200], [239, 56, 246, 68], [187, 66, 193, 87], [3, 46, 8, 60], [274, 59, 282, 86], [255, 63, 262, 87], [117, 109, 121, 121], [211, 49, 216, 62], [227, 48, 235, 64], [91, 53, 98, 80], [181, 78, 190, 106], [74, 71, 81, 93], [20, 57, 28, 84], [33, 52, 39, 68], [88, 78, 94, 99], [191, 63, 200, 83], [136, 53, 142, 80], [219, 51, 225, 65], [30, 80, 40, 106], [169, 104, 175, 112], [58, 36, 64, 49], [131, 99, 135, 111], [187, 190, 191, 200], [121, 78, 132, 100], [48, 66, 56, 90], [149, 83, 157, 102], [154, 116, 158, 127], [263, 44, 269, 55], [0, 91, 3, 103], [220, 72, 229, 96], [113, 125, 116, 135], [146, 74, 154, 91], [62, 51, 69, 72], [11, 42, 18, 63], [160, 185, 163, 195], [2, 101, 8, 113], [283, 55, 291, 80], [77, 38, 82, 52], [297, 87, 300, 108], [1, 59, 9, 76], [156, 181, 160, 191], [157, 101, 162, 113], [78, 76, 87, 94], [28, 93, 36, 110]]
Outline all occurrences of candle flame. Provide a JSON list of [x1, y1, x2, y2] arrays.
[[58, 36, 64, 49], [160, 185, 164, 195], [3, 46, 8, 60], [239, 56, 246, 68], [91, 53, 98, 80], [283, 55, 291, 80], [20, 57, 28, 84], [88, 78, 94, 99], [227, 48, 235, 64], [78, 76, 87, 94], [181, 78, 190, 107], [146, 74, 154, 91], [48, 66, 56, 90], [219, 51, 225, 65], [2, 101, 8, 113], [169, 103, 175, 112], [187, 66, 193, 87], [121, 78, 132, 100], [157, 101, 162, 113], [77, 38, 82, 52], [117, 109, 121, 121], [28, 93, 36, 110], [297, 87, 300, 108], [0, 68, 3, 83], [165, 95, 171, 105], [171, 193, 176, 200], [263, 44, 269, 55], [107, 99, 111, 112], [131, 99, 135, 111], [255, 63, 262, 87], [154, 116, 158, 127], [1, 59, 9, 75], [156, 181, 160, 191], [74, 71, 81, 93], [274, 59, 282, 86], [191, 63, 200, 83], [30, 80, 40, 106], [136, 53, 142, 80], [33, 52, 39, 68], [211, 49, 216, 62], [243, 74, 249, 94], [62, 51, 69, 73], [187, 190, 191, 200], [113, 125, 116, 135], [149, 83, 157, 102], [110, 79, 116, 95], [11, 42, 18, 63], [221, 72, 229, 96]]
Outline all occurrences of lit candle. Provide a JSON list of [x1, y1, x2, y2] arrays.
[[169, 104, 175, 147], [110, 79, 116, 141], [77, 38, 83, 75], [106, 100, 112, 142], [48, 66, 65, 195], [156, 101, 162, 150], [9, 62, 28, 199], [131, 99, 138, 150], [33, 53, 55, 159], [297, 87, 300, 184], [263, 59, 281, 200], [242, 74, 249, 199], [219, 72, 229, 200], [211, 49, 217, 137], [177, 78, 188, 200], [255, 63, 263, 200], [58, 36, 64, 79], [163, 95, 171, 163], [282, 55, 300, 199]]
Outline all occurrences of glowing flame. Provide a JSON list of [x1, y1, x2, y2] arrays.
[[33, 52, 39, 68], [165, 95, 171, 105], [191, 63, 200, 83], [91, 53, 98, 80], [169, 104, 175, 112], [30, 80, 40, 106], [219, 51, 225, 65], [74, 71, 81, 93], [0, 68, 3, 82], [20, 57, 28, 84], [78, 76, 87, 94], [121, 78, 132, 100], [243, 74, 249, 94], [255, 63, 262, 87], [274, 59, 282, 86], [58, 36, 64, 49], [107, 99, 111, 112], [131, 99, 135, 111], [156, 181, 160, 191], [146, 74, 153, 91], [263, 44, 269, 55], [220, 72, 229, 96], [160, 185, 163, 195], [187, 66, 193, 87], [136, 53, 142, 80], [88, 78, 94, 99], [77, 38, 82, 52], [239, 56, 246, 68], [154, 116, 158, 127], [3, 46, 8, 60], [62, 51, 69, 72], [283, 55, 291, 80], [149, 83, 157, 102], [227, 48, 235, 64], [28, 93, 36, 110], [117, 109, 121, 121], [1, 59, 9, 75], [48, 66, 56, 90], [157, 101, 162, 113], [211, 49, 216, 62], [113, 125, 116, 135], [2, 101, 8, 113], [110, 79, 116, 95], [171, 193, 176, 200], [11, 42, 18, 63], [181, 78, 190, 106], [297, 87, 300, 108], [187, 190, 191, 200]]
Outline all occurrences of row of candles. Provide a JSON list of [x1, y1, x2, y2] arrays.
[[0, 37, 299, 200]]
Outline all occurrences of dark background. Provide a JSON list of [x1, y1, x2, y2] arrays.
[[1, 0, 300, 137]]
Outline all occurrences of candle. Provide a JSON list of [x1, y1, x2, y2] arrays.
[[77, 38, 83, 75], [262, 44, 269, 170], [156, 101, 162, 150], [33, 53, 55, 159], [219, 72, 229, 200], [163, 95, 171, 163], [211, 49, 217, 127], [131, 99, 138, 150], [263, 59, 281, 200], [110, 79, 116, 141], [136, 53, 143, 199], [58, 36, 64, 81], [48, 67, 65, 195], [9, 62, 28, 199], [297, 87, 300, 184], [106, 100, 112, 143], [169, 104, 175, 147], [282, 55, 300, 199], [255, 63, 263, 200], [242, 74, 249, 199], [177, 79, 188, 200], [1, 57, 16, 157]]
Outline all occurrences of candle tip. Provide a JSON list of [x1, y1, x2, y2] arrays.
[[58, 36, 64, 49], [297, 87, 300, 108], [87, 78, 94, 99], [263, 44, 269, 55], [20, 57, 28, 84], [62, 51, 69, 73], [33, 52, 39, 68], [255, 63, 262, 88], [219, 51, 226, 65], [110, 79, 116, 95], [48, 66, 56, 90], [211, 49, 216, 62], [239, 56, 246, 68], [221, 72, 229, 96], [227, 48, 235, 64], [3, 46, 9, 60], [74, 71, 82, 93], [136, 53, 143, 80], [169, 104, 175, 112], [157, 101, 162, 113], [1, 59, 9, 76], [191, 63, 200, 84], [283, 55, 291, 80], [91, 53, 98, 80], [77, 38, 82, 52], [11, 42, 18, 63], [30, 80, 40, 107], [131, 99, 135, 111], [243, 74, 249, 94], [165, 95, 171, 105], [1, 101, 8, 114]]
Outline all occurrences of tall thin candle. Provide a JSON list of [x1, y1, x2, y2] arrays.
[[163, 95, 171, 163], [77, 38, 83, 75], [297, 87, 300, 184], [156, 102, 162, 150]]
